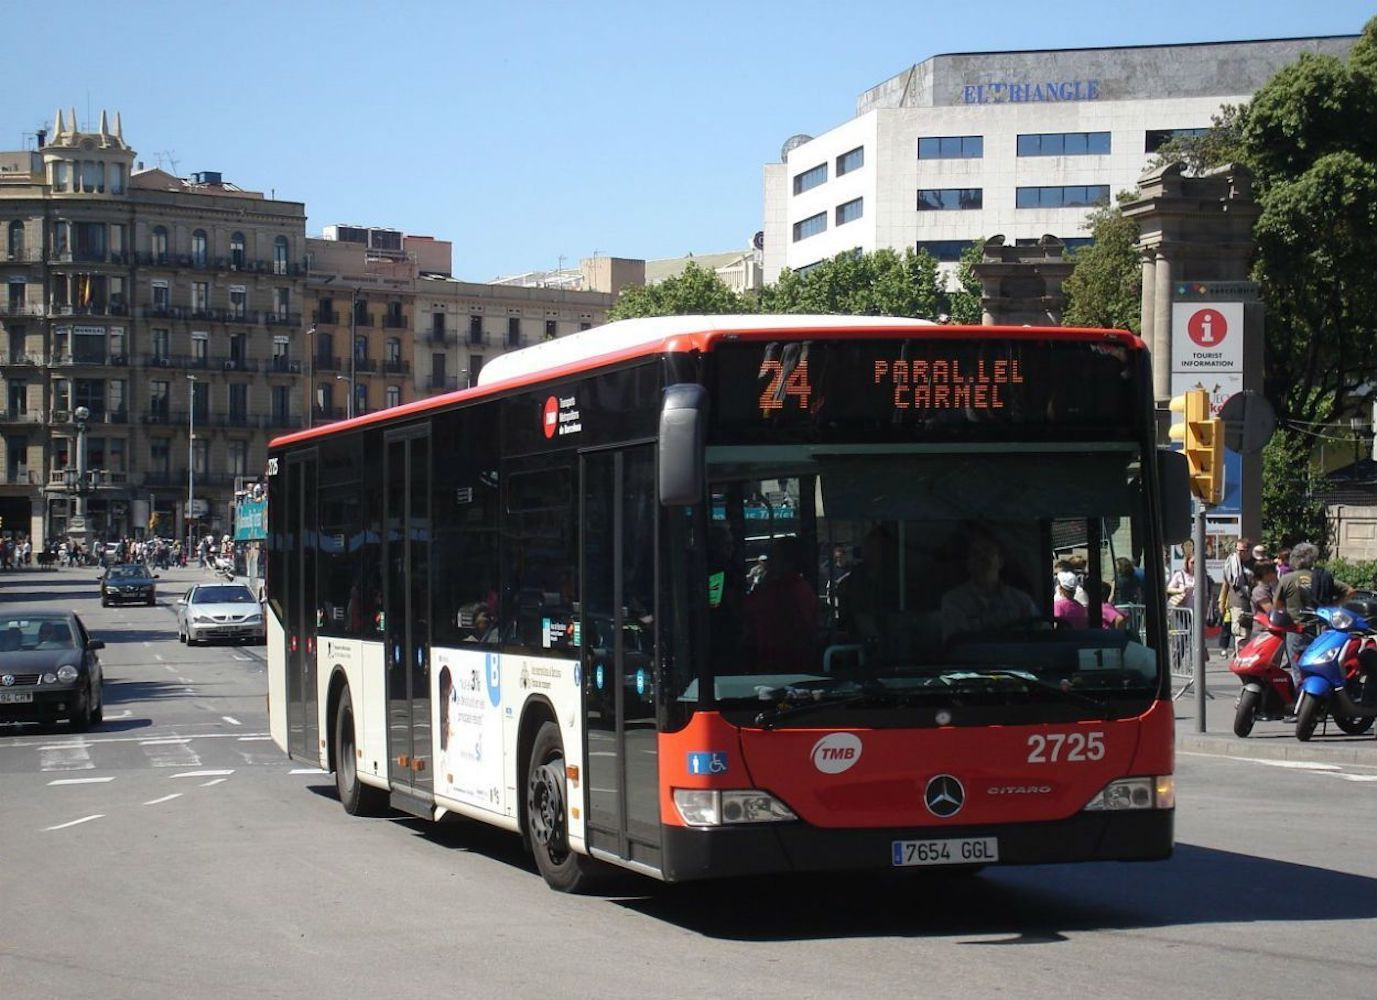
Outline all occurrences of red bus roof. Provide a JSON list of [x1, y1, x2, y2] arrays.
[[270, 314, 1143, 450]]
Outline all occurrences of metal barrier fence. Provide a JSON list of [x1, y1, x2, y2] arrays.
[[1167, 605, 1196, 699]]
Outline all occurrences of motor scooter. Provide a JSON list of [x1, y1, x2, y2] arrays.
[[1229, 610, 1304, 737], [1294, 604, 1377, 741]]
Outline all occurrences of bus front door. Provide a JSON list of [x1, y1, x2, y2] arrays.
[[581, 444, 662, 871], [384, 429, 433, 813], [285, 452, 319, 765]]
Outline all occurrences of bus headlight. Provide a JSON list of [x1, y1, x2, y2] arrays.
[[673, 788, 797, 827], [1082, 776, 1174, 811]]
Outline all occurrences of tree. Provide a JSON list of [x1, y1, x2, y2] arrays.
[[1260, 431, 1329, 555], [1060, 201, 1142, 334], [759, 247, 944, 318], [942, 242, 983, 325], [607, 261, 754, 320]]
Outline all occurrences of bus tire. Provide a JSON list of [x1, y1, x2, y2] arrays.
[[335, 686, 386, 816], [526, 721, 605, 893]]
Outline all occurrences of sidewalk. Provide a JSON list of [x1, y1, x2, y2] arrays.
[[1173, 652, 1377, 766]]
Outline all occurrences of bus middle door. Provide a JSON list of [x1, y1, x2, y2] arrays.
[[384, 427, 433, 814]]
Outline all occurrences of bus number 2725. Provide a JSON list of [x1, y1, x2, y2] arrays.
[[1026, 732, 1105, 763]]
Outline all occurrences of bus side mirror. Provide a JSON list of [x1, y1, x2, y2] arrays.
[[1158, 448, 1191, 545], [659, 383, 707, 506]]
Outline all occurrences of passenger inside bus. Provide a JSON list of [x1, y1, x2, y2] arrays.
[[743, 536, 817, 671]]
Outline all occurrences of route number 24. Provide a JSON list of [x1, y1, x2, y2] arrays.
[[1026, 732, 1105, 763]]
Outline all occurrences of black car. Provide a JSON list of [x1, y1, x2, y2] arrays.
[[100, 563, 159, 606], [0, 609, 105, 730]]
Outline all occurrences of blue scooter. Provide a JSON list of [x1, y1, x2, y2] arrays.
[[1294, 605, 1377, 742]]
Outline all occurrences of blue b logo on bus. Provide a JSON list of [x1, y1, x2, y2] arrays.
[[595, 664, 605, 690], [485, 653, 500, 707], [687, 752, 729, 775]]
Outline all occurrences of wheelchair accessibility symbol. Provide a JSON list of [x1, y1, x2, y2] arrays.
[[686, 751, 729, 775]]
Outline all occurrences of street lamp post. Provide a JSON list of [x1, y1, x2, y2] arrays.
[[187, 374, 197, 557], [349, 287, 360, 420], [68, 405, 91, 549], [336, 374, 353, 419], [305, 324, 316, 429]]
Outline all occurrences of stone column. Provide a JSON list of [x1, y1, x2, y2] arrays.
[[1152, 250, 1173, 401], [1139, 247, 1156, 354]]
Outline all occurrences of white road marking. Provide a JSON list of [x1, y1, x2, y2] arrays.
[[1335, 773, 1377, 782], [141, 740, 201, 769], [40, 744, 94, 771], [45, 814, 104, 831], [143, 642, 150, 648], [47, 776, 115, 785], [164, 665, 176, 672], [289, 768, 326, 775], [103, 709, 132, 720], [171, 769, 234, 779], [222, 716, 242, 726], [178, 677, 192, 684], [0, 731, 269, 749], [238, 736, 272, 742], [143, 793, 183, 805], [200, 777, 228, 787], [232, 654, 250, 662], [154, 653, 163, 661]]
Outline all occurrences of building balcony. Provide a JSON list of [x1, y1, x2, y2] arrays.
[[353, 357, 377, 373], [0, 409, 47, 426], [2, 248, 43, 263], [313, 354, 342, 372], [313, 406, 347, 422], [467, 332, 489, 347], [47, 250, 130, 266], [264, 311, 302, 327], [45, 468, 130, 490], [383, 313, 409, 330], [267, 356, 304, 374], [47, 352, 129, 368], [1, 301, 44, 318], [313, 309, 339, 325], [48, 301, 129, 318], [0, 351, 43, 367], [0, 469, 41, 486], [427, 375, 460, 391], [426, 330, 457, 347], [212, 412, 257, 429], [266, 412, 302, 429], [381, 359, 411, 375]]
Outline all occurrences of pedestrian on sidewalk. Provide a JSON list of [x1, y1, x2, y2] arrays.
[[1222, 537, 1258, 657]]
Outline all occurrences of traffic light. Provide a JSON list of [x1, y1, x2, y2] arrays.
[[1169, 388, 1224, 505]]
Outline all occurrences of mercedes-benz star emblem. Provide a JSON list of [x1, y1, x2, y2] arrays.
[[924, 774, 965, 818]]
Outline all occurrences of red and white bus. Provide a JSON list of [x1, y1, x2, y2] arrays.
[[265, 315, 1187, 891]]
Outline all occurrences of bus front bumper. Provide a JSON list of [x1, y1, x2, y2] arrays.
[[659, 809, 1172, 883]]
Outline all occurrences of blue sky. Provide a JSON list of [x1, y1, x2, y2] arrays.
[[5, 1, 1371, 280]]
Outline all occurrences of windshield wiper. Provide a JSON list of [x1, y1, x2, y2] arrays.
[[944, 669, 1109, 712], [753, 683, 903, 730]]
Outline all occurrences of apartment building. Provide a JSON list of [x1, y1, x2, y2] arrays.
[[0, 110, 307, 545]]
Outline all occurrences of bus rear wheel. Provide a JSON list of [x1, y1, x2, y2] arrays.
[[526, 721, 605, 893], [335, 686, 387, 816]]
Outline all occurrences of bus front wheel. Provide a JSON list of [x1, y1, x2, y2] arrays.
[[334, 686, 387, 816], [526, 721, 605, 893]]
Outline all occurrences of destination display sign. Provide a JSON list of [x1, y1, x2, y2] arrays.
[[710, 338, 1142, 444]]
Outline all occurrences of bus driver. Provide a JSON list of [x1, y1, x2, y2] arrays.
[[940, 528, 1038, 640]]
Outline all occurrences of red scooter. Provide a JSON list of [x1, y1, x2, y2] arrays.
[[1230, 610, 1305, 737]]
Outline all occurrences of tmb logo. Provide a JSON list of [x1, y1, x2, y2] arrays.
[[542, 396, 559, 439], [810, 732, 863, 774]]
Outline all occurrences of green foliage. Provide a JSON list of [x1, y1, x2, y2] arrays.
[[759, 248, 944, 318], [1061, 203, 1141, 333], [1261, 430, 1329, 556], [942, 242, 984, 325], [1149, 104, 1250, 174], [1325, 558, 1377, 592], [607, 262, 755, 320]]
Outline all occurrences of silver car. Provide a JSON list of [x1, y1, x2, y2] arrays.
[[176, 583, 266, 645]]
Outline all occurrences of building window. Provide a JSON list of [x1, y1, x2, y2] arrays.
[[916, 240, 973, 263], [468, 355, 483, 387], [792, 211, 827, 241], [273, 236, 289, 275], [272, 336, 289, 369], [191, 281, 209, 314], [193, 438, 209, 476], [385, 337, 401, 363], [835, 198, 863, 226], [469, 315, 483, 345], [507, 316, 521, 347], [274, 287, 289, 320], [110, 163, 125, 195], [836, 146, 864, 176], [271, 385, 290, 424], [150, 438, 170, 476], [1144, 127, 1209, 153], [228, 439, 248, 477], [916, 188, 983, 211], [230, 232, 246, 269], [917, 136, 983, 159], [1015, 185, 1111, 209], [228, 287, 247, 319], [191, 331, 208, 364], [1014, 236, 1095, 253], [354, 382, 367, 416], [792, 162, 828, 195], [152, 328, 170, 361], [52, 161, 68, 192], [191, 230, 208, 268], [386, 385, 401, 409], [151, 280, 169, 313], [1016, 132, 1111, 156], [228, 383, 248, 422], [7, 221, 24, 259], [151, 226, 168, 262], [544, 319, 556, 341]]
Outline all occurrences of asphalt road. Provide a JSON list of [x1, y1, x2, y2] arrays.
[[2, 565, 1376, 1000]]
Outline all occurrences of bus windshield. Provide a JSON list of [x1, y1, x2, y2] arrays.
[[702, 444, 1158, 726]]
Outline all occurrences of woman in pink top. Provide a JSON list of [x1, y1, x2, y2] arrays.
[[1053, 572, 1126, 629]]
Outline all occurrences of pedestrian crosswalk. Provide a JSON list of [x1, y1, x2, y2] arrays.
[[0, 731, 300, 777]]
